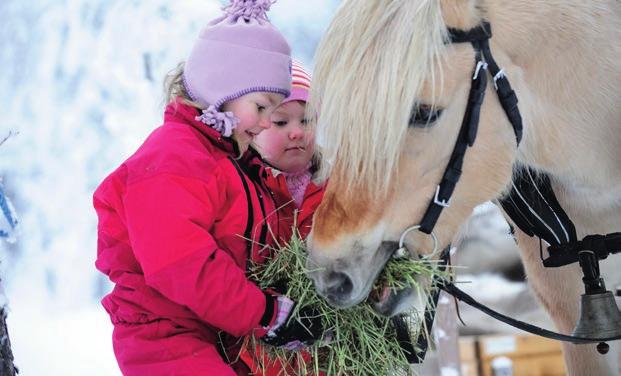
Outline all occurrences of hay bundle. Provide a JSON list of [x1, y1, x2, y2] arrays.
[[247, 233, 451, 376]]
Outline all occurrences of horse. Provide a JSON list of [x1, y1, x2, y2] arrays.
[[305, 1, 621, 375]]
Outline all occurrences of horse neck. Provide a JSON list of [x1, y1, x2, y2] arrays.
[[485, 0, 621, 191]]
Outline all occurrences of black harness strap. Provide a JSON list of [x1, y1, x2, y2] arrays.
[[441, 282, 621, 344], [500, 166, 621, 269], [480, 39, 523, 144], [545, 233, 621, 267], [404, 243, 621, 365], [413, 252, 450, 363], [419, 22, 523, 234], [396, 248, 451, 364], [391, 315, 419, 363], [419, 49, 487, 234], [500, 167, 576, 245], [399, 20, 621, 365]]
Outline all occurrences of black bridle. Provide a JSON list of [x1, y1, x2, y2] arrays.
[[419, 21, 522, 235], [394, 21, 621, 364]]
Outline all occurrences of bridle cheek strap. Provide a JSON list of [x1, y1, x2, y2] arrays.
[[419, 22, 523, 234]]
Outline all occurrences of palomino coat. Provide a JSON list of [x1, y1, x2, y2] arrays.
[[94, 100, 281, 375]]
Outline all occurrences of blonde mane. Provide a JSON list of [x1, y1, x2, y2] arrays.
[[308, 0, 447, 197]]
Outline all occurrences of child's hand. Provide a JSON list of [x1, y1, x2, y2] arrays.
[[261, 294, 324, 350]]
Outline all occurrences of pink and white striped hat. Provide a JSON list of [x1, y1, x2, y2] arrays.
[[281, 60, 311, 105]]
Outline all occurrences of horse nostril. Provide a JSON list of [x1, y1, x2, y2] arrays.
[[325, 272, 353, 298]]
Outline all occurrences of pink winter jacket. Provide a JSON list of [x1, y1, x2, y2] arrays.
[[94, 100, 280, 375]]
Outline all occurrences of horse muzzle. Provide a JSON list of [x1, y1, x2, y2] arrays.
[[316, 271, 357, 308], [307, 241, 398, 309]]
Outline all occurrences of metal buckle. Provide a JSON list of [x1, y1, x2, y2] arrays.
[[395, 225, 440, 260], [434, 185, 451, 208], [493, 69, 506, 90], [472, 61, 488, 80]]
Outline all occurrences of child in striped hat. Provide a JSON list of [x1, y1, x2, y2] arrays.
[[254, 61, 324, 241], [241, 60, 326, 376]]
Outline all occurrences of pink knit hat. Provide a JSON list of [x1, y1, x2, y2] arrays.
[[281, 60, 311, 105], [184, 0, 292, 112]]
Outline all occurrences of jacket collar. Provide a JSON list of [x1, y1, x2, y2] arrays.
[[164, 98, 239, 156]]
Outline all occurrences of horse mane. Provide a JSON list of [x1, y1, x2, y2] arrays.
[[308, 0, 448, 197]]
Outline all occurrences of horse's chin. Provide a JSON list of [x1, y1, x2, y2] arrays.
[[371, 286, 415, 317], [371, 279, 429, 317], [320, 286, 368, 309]]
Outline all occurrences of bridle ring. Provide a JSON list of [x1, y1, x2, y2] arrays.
[[394, 224, 440, 260]]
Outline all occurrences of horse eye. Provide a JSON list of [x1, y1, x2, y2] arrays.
[[409, 104, 443, 128]]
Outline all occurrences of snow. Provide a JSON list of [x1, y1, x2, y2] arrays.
[[8, 301, 119, 376], [458, 274, 526, 302], [441, 367, 460, 376], [0, 0, 338, 374]]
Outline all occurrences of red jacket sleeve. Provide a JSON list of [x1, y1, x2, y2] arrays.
[[123, 172, 269, 337]]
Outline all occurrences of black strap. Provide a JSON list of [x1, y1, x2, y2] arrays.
[[499, 167, 621, 269], [480, 39, 523, 144], [441, 282, 621, 344], [449, 23, 522, 144], [391, 315, 419, 363], [401, 248, 451, 363], [411, 281, 444, 363], [420, 49, 487, 234], [448, 22, 491, 44], [260, 292, 276, 327], [420, 21, 523, 234], [500, 167, 577, 246], [545, 233, 621, 267], [229, 157, 255, 258]]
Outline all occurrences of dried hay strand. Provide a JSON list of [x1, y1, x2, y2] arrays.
[[247, 232, 452, 376]]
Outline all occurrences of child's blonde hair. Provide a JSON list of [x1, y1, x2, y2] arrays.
[[163, 62, 204, 108]]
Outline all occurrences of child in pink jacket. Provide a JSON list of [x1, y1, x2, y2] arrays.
[[94, 2, 325, 375], [254, 61, 324, 242]]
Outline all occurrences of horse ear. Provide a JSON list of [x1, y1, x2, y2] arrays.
[[440, 0, 484, 31]]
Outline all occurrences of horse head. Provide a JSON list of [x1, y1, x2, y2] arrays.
[[307, 0, 525, 316]]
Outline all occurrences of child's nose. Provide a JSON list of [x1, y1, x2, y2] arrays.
[[258, 117, 271, 130], [289, 126, 305, 140]]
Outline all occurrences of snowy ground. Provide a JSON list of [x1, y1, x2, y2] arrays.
[[8, 302, 119, 375]]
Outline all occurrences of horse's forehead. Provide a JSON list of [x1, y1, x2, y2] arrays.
[[440, 0, 481, 31], [417, 47, 476, 104], [313, 187, 384, 249]]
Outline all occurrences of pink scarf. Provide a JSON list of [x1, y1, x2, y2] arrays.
[[282, 164, 312, 207]]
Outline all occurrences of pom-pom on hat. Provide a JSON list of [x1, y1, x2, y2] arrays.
[[184, 0, 292, 110], [281, 60, 311, 105]]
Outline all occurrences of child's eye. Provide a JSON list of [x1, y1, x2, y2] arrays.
[[301, 118, 309, 126], [256, 104, 266, 112], [272, 121, 288, 127]]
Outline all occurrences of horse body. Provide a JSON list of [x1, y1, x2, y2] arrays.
[[307, 0, 621, 374]]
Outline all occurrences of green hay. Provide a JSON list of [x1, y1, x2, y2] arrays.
[[247, 232, 453, 376]]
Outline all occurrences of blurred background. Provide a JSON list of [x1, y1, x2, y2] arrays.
[[0, 1, 554, 375]]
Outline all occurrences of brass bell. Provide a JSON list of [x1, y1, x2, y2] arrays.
[[572, 291, 621, 339]]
